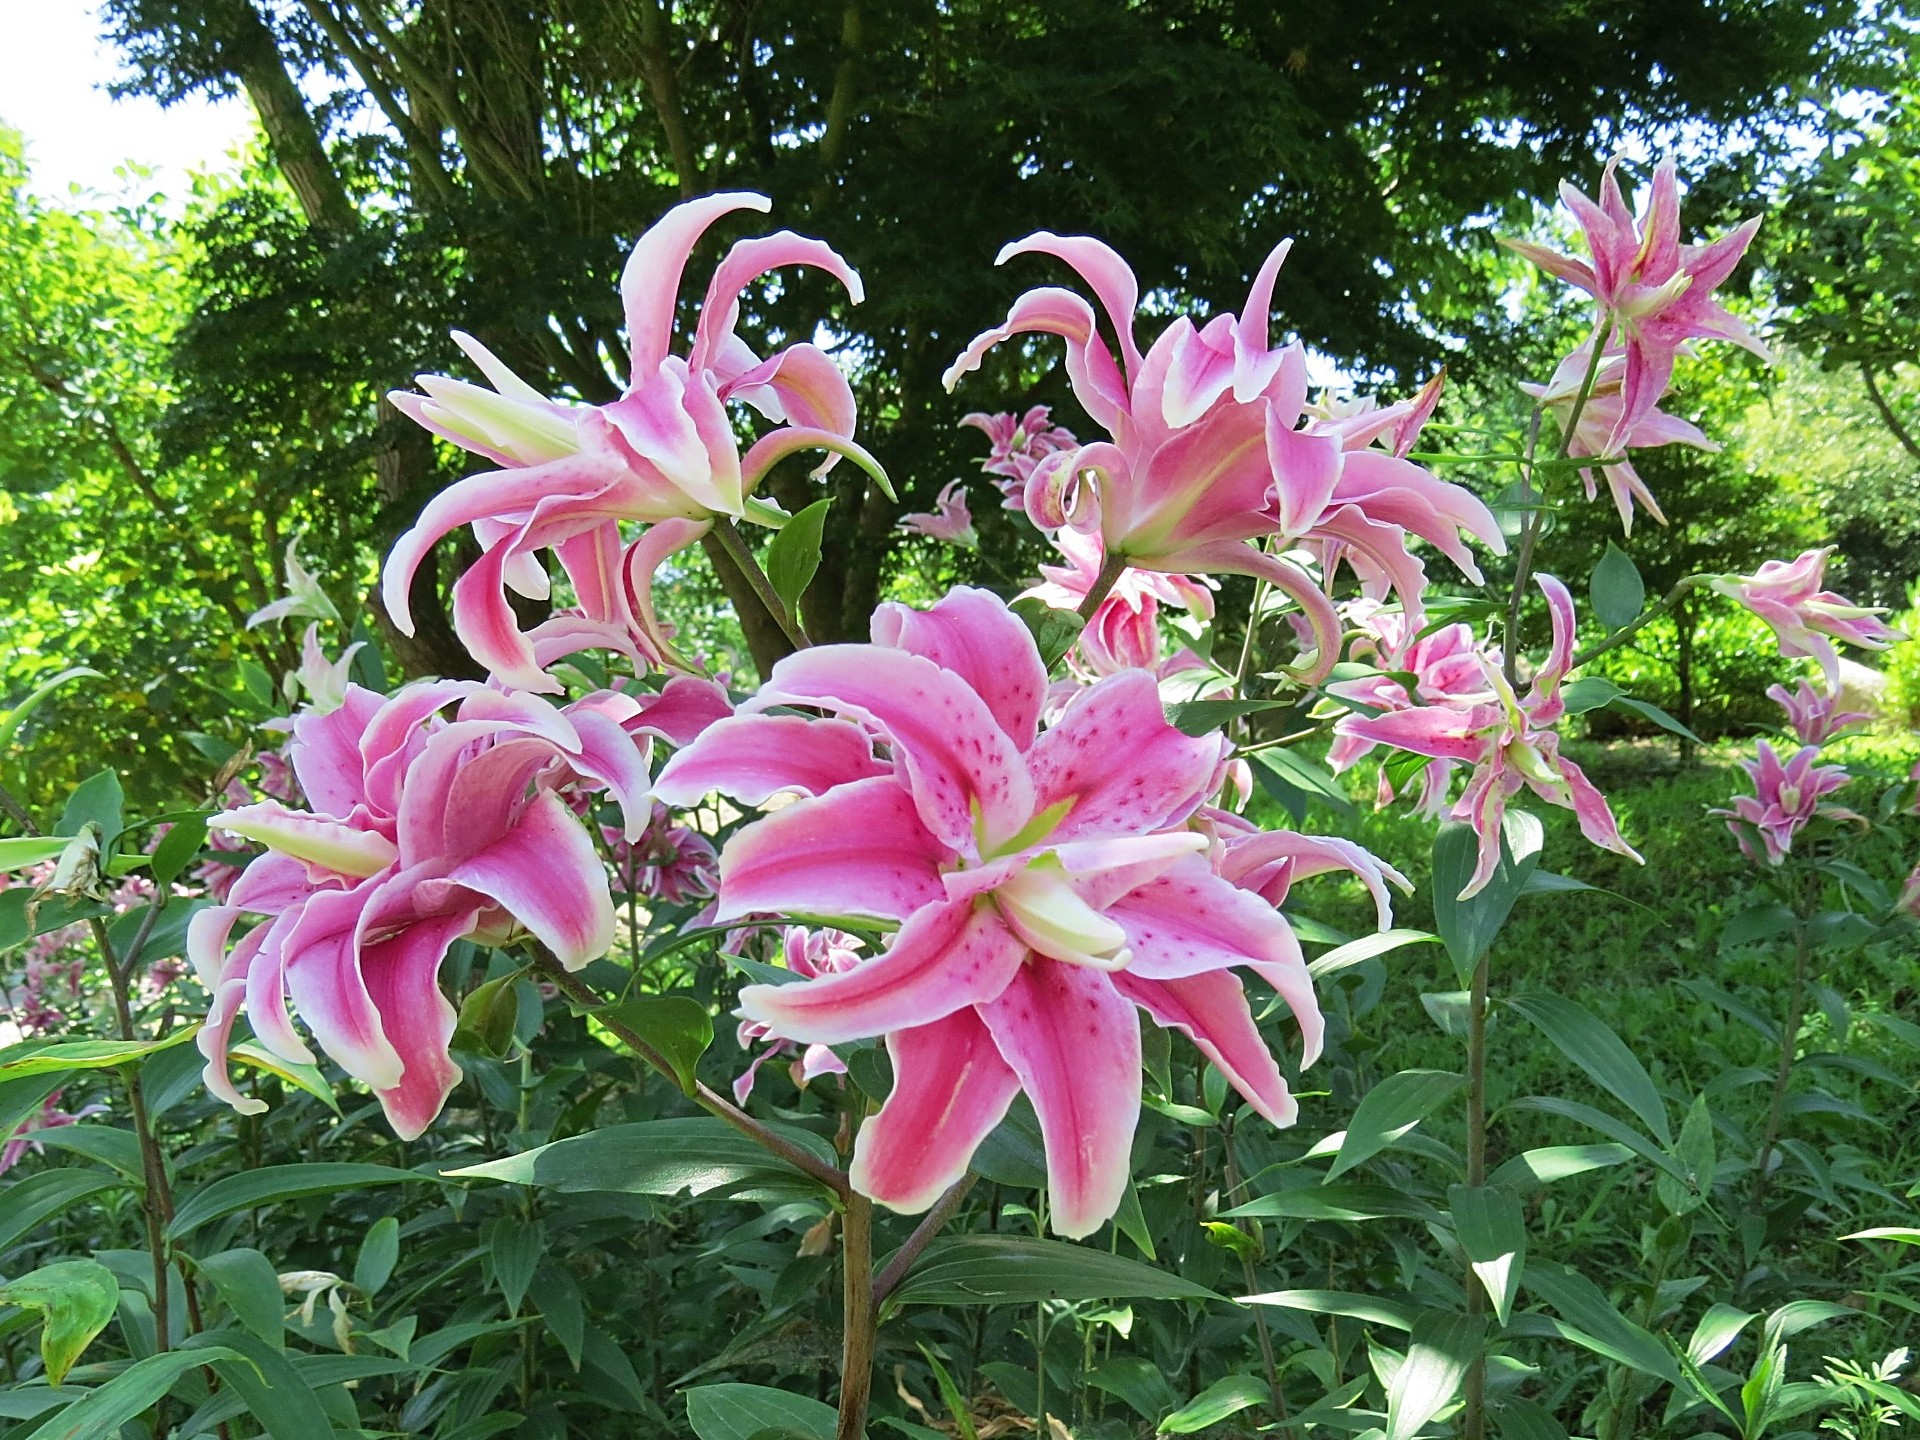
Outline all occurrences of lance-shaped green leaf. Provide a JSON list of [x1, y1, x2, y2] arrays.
[[763, 497, 833, 618], [1432, 812, 1542, 981], [0, 1259, 119, 1384], [10, 1346, 239, 1440], [685, 1381, 837, 1440], [1655, 1093, 1717, 1215], [1589, 542, 1644, 632], [167, 1162, 426, 1239], [446, 1117, 835, 1199], [1450, 1185, 1526, 1324], [1522, 1260, 1682, 1385], [1328, 1069, 1465, 1179], [1159, 1374, 1270, 1434], [1387, 1311, 1484, 1440], [1505, 991, 1671, 1144], [888, 1236, 1221, 1306], [0, 667, 103, 757], [0, 1026, 202, 1080], [595, 995, 714, 1096]]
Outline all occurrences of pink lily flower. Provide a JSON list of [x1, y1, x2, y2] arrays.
[[1711, 740, 1857, 866], [247, 537, 340, 630], [1767, 679, 1870, 746], [1200, 808, 1411, 924], [732, 926, 862, 1103], [1519, 342, 1716, 533], [1505, 156, 1771, 447], [1334, 575, 1642, 898], [1711, 548, 1904, 689], [654, 587, 1322, 1238], [610, 800, 720, 905], [961, 405, 1080, 509], [897, 480, 979, 546], [191, 679, 656, 1138], [384, 193, 888, 690], [1021, 527, 1215, 679], [1326, 602, 1500, 818], [944, 236, 1501, 680], [0, 1091, 110, 1177], [286, 624, 364, 715]]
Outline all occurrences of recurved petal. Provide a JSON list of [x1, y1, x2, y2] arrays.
[[1104, 855, 1322, 1063], [870, 586, 1048, 750], [979, 960, 1141, 1239], [1113, 969, 1297, 1126], [446, 789, 615, 970], [623, 192, 773, 375], [655, 714, 889, 808], [1028, 672, 1220, 841], [713, 775, 949, 924], [996, 232, 1145, 376], [849, 1008, 1022, 1215], [736, 895, 1027, 1046], [693, 232, 864, 373], [940, 286, 1130, 432]]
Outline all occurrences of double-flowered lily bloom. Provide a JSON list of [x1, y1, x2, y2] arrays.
[[1326, 603, 1501, 817], [1021, 527, 1215, 679], [897, 480, 979, 546], [1334, 576, 1641, 898], [654, 588, 1324, 1238], [1768, 678, 1870, 747], [943, 236, 1501, 680], [962, 406, 1080, 509], [1505, 156, 1770, 450], [384, 192, 887, 690], [1712, 549, 1904, 689], [191, 680, 659, 1138], [1519, 342, 1716, 533], [1712, 740, 1856, 866]]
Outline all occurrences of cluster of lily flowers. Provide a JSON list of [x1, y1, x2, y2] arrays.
[[189, 161, 1904, 1238]]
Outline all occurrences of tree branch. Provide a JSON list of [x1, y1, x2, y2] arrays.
[[1860, 364, 1920, 466], [636, 0, 702, 197]]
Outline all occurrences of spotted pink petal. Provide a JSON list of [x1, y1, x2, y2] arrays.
[[849, 1007, 1022, 1215], [1028, 672, 1220, 841], [870, 585, 1049, 750], [1336, 702, 1493, 765], [362, 909, 480, 1140], [288, 686, 387, 817], [978, 960, 1141, 1239], [654, 714, 890, 808], [1114, 969, 1296, 1125], [723, 344, 860, 474], [623, 192, 772, 376], [1105, 857, 1322, 1064], [711, 775, 949, 924], [738, 425, 890, 496], [447, 790, 615, 969], [750, 644, 1035, 854], [1554, 754, 1642, 864], [736, 896, 1026, 1046], [449, 541, 561, 693], [192, 914, 271, 1118], [626, 673, 735, 747]]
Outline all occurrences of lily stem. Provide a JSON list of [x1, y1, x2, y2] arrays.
[[1462, 949, 1491, 1440], [1075, 549, 1130, 624], [711, 514, 813, 652], [1752, 909, 1814, 1211], [872, 1174, 975, 1306], [1569, 574, 1710, 671], [837, 1191, 876, 1440], [533, 956, 850, 1198]]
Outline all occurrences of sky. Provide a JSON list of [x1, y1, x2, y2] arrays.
[[0, 1, 253, 203]]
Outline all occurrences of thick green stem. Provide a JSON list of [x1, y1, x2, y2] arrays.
[[534, 956, 849, 1198], [837, 1192, 876, 1440], [872, 1174, 974, 1306], [711, 515, 812, 652], [1462, 951, 1491, 1440], [1570, 574, 1712, 670], [1504, 313, 1611, 683], [1752, 918, 1814, 1210], [1075, 550, 1130, 624]]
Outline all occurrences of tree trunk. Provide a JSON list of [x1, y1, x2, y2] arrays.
[[231, 3, 356, 231]]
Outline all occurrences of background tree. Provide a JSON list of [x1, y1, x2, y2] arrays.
[[98, 0, 1863, 671]]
